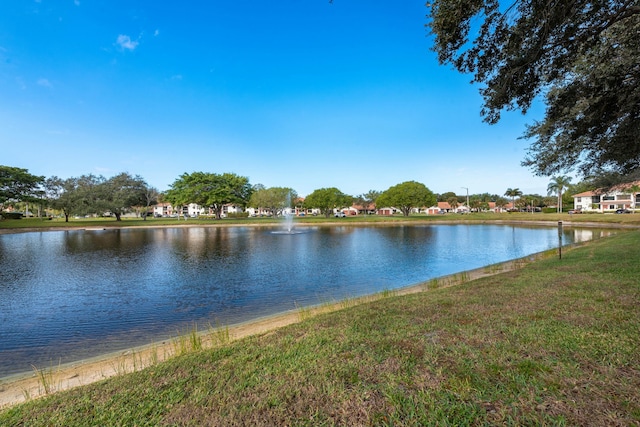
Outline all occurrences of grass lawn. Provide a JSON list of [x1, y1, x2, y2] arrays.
[[0, 227, 638, 425], [2, 211, 640, 231]]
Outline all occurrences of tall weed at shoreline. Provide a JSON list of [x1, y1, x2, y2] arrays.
[[207, 322, 231, 346], [30, 363, 58, 396]]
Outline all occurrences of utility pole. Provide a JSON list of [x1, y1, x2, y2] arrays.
[[461, 187, 469, 212], [558, 221, 563, 260]]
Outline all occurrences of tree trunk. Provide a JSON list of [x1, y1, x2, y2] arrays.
[[115, 213, 122, 221]]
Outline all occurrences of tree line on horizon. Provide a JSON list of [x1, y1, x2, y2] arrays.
[[1, 165, 595, 221]]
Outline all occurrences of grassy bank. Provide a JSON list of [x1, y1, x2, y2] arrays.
[[2, 211, 640, 232], [1, 231, 638, 425]]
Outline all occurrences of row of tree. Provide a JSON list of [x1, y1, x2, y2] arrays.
[[0, 166, 160, 221], [165, 173, 437, 218], [1, 165, 586, 221], [0, 167, 435, 220]]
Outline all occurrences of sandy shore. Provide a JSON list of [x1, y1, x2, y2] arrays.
[[0, 254, 541, 410], [0, 308, 307, 409]]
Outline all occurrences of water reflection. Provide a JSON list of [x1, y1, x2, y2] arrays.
[[0, 224, 609, 377]]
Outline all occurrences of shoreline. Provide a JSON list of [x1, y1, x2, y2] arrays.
[[0, 251, 550, 409], [1, 217, 637, 237]]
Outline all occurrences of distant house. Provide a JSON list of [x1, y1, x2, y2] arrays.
[[487, 202, 510, 213], [153, 203, 174, 217], [152, 203, 243, 218], [573, 180, 640, 212], [246, 207, 271, 217], [424, 205, 441, 215], [216, 204, 244, 217], [185, 203, 205, 217], [422, 202, 470, 214], [377, 207, 397, 216], [299, 208, 321, 216], [420, 202, 451, 214], [337, 206, 358, 216], [352, 203, 376, 215]]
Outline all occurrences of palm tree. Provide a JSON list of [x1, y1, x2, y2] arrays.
[[547, 176, 572, 213], [469, 198, 483, 213], [447, 197, 459, 213], [504, 188, 523, 211]]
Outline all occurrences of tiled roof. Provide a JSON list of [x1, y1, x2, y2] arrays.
[[572, 191, 595, 197], [573, 180, 640, 197]]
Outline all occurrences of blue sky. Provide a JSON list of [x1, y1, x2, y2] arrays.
[[0, 1, 552, 198]]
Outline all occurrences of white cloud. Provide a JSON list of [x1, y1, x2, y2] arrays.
[[94, 166, 117, 175], [116, 34, 138, 51], [154, 29, 160, 36], [37, 78, 52, 88]]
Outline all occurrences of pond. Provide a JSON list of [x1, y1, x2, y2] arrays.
[[0, 224, 606, 378]]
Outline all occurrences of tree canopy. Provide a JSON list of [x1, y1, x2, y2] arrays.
[[0, 165, 44, 211], [353, 190, 381, 215], [165, 172, 252, 219], [99, 173, 149, 221], [427, 1, 640, 179], [41, 173, 153, 221], [304, 187, 353, 218], [249, 186, 298, 217], [44, 176, 83, 222], [376, 181, 436, 217]]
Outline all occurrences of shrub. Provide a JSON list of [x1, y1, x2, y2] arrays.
[[226, 212, 249, 219], [1, 212, 24, 219]]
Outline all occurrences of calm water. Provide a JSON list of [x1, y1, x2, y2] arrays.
[[0, 224, 604, 377]]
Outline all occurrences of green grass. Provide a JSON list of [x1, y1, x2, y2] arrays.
[[2, 210, 640, 231], [1, 230, 639, 425]]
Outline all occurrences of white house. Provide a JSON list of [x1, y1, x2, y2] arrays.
[[153, 203, 240, 218], [218, 204, 244, 217], [422, 202, 470, 214], [573, 180, 640, 212], [336, 206, 358, 216], [377, 207, 398, 215], [185, 203, 205, 217], [153, 203, 175, 217], [246, 207, 272, 217]]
